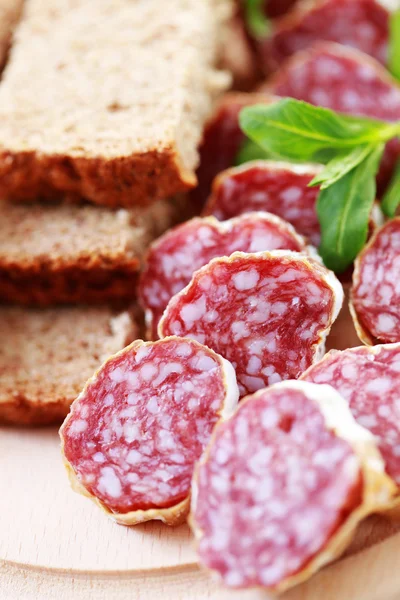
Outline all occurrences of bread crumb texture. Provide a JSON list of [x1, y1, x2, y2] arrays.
[[0, 306, 137, 425], [0, 197, 183, 305], [0, 0, 232, 207]]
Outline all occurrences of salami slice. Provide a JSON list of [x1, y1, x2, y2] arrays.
[[158, 251, 343, 396], [262, 42, 400, 190], [203, 160, 384, 248], [260, 0, 390, 73], [190, 380, 395, 591], [191, 92, 274, 208], [266, 0, 298, 18], [301, 343, 400, 489], [351, 218, 400, 345], [204, 160, 323, 245], [60, 336, 239, 526], [139, 212, 308, 340], [263, 42, 400, 121]]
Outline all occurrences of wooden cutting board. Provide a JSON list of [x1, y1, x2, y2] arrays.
[[1, 296, 400, 600]]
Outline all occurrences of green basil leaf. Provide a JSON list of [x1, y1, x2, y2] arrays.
[[239, 99, 397, 163], [309, 145, 375, 189], [381, 158, 400, 217], [244, 0, 271, 40], [389, 10, 400, 81], [317, 144, 384, 273], [235, 138, 271, 165]]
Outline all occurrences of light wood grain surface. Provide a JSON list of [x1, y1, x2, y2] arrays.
[[2, 290, 400, 599]]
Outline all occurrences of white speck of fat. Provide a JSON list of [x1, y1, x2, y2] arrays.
[[98, 467, 122, 498], [70, 419, 88, 434], [180, 295, 207, 327], [126, 449, 142, 465], [147, 397, 159, 414], [232, 269, 260, 291]]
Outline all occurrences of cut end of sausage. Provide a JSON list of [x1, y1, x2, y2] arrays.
[[190, 380, 395, 591], [60, 336, 239, 525]]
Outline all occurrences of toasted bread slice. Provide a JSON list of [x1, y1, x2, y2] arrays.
[[0, 198, 182, 306], [0, 306, 137, 425], [0, 0, 231, 207], [0, 0, 23, 71]]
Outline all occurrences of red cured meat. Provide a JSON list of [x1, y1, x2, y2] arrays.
[[302, 343, 400, 487], [139, 212, 307, 340], [190, 380, 394, 591], [204, 161, 323, 245], [159, 251, 343, 396], [260, 0, 389, 73], [191, 92, 275, 208], [262, 43, 400, 190], [263, 43, 400, 121], [60, 336, 239, 525], [203, 160, 384, 254], [266, 0, 298, 18], [351, 218, 400, 345]]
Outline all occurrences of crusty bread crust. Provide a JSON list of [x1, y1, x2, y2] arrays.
[[0, 307, 137, 426], [0, 198, 184, 306], [0, 149, 194, 208], [0, 0, 232, 207], [0, 0, 23, 71]]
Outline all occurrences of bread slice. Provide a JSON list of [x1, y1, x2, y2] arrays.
[[0, 198, 183, 306], [0, 306, 137, 425], [0, 0, 232, 207], [0, 0, 23, 71]]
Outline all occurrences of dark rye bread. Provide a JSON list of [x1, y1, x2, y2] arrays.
[[0, 198, 183, 306], [0, 306, 137, 425], [0, 0, 232, 207]]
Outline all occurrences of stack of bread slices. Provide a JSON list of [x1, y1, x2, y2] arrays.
[[0, 0, 232, 425]]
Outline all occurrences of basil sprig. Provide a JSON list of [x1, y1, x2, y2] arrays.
[[244, 0, 271, 40], [381, 159, 400, 217], [389, 10, 400, 81], [317, 145, 384, 272], [239, 99, 400, 272]]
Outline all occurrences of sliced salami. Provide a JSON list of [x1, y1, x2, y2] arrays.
[[139, 212, 308, 340], [266, 0, 298, 18], [301, 343, 400, 489], [158, 251, 343, 396], [263, 42, 400, 121], [204, 160, 323, 245], [190, 380, 395, 592], [60, 336, 239, 525], [203, 160, 384, 248], [262, 42, 400, 190], [351, 218, 400, 345], [260, 0, 390, 73], [191, 92, 274, 208]]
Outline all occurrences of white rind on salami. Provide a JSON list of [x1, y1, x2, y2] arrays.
[[159, 250, 344, 396], [301, 343, 400, 493], [60, 336, 239, 526], [190, 380, 395, 592], [351, 218, 400, 345], [139, 211, 309, 340]]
